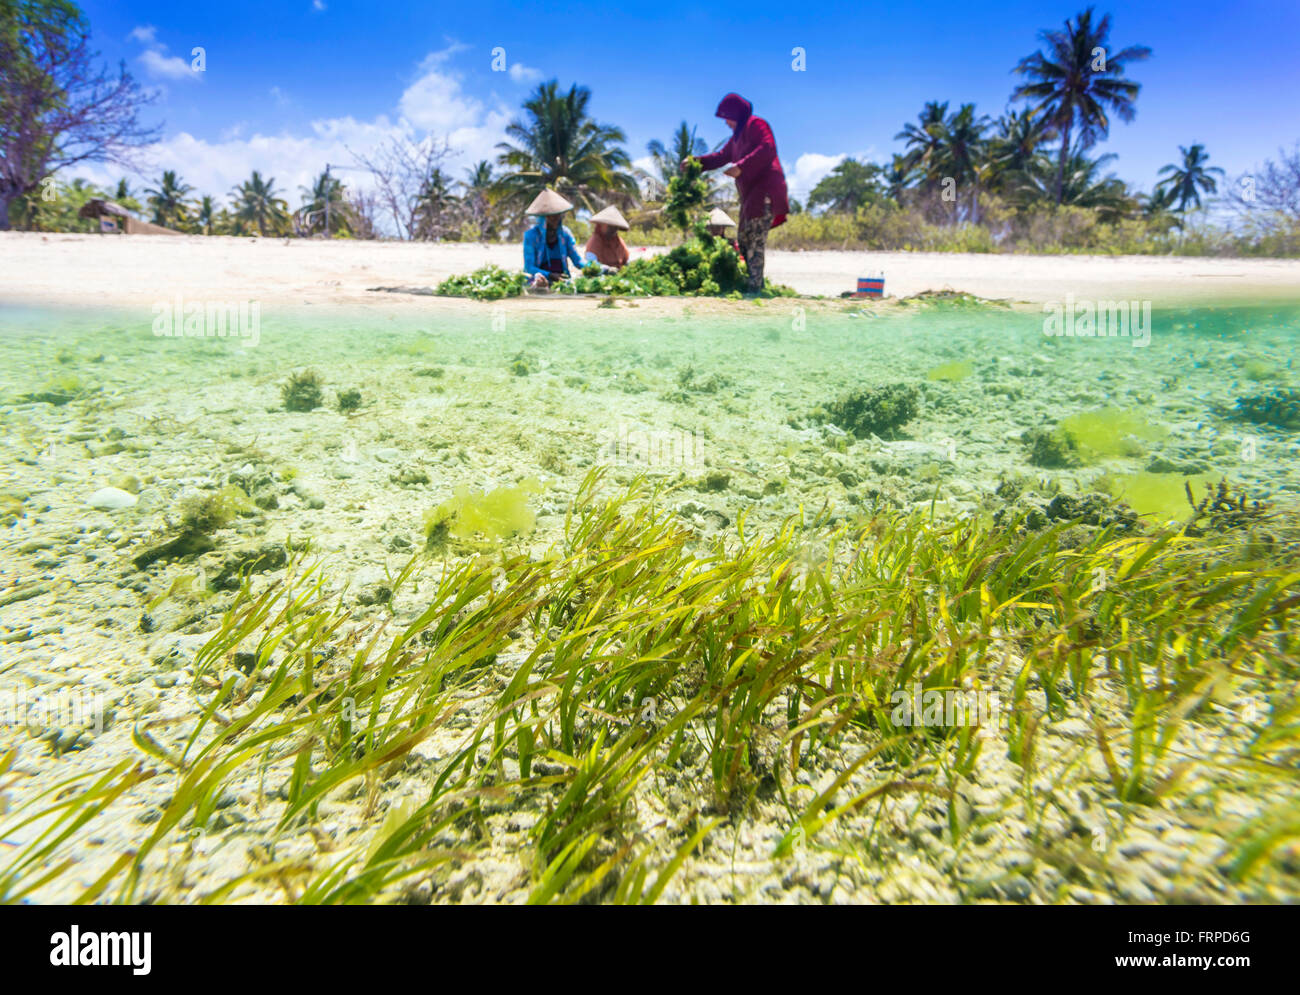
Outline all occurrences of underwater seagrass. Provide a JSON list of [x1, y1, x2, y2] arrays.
[[6, 470, 1299, 905]]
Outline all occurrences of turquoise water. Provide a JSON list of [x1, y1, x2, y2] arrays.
[[1, 296, 1298, 904], [2, 301, 1298, 528]]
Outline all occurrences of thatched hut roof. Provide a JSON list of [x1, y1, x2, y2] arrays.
[[78, 199, 183, 235], [78, 199, 133, 220]]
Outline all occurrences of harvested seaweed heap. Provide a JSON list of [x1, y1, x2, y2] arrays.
[[435, 265, 528, 302], [437, 226, 796, 300]]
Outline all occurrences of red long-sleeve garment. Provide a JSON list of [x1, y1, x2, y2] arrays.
[[698, 116, 789, 228]]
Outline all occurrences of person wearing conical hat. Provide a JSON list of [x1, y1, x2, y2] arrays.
[[583, 204, 630, 271], [523, 189, 584, 288], [705, 207, 736, 238]]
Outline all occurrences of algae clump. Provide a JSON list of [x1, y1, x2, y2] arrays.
[[1021, 427, 1078, 468], [424, 479, 542, 546], [336, 388, 362, 413], [1058, 407, 1167, 460], [179, 484, 254, 534], [1234, 388, 1300, 429], [281, 369, 325, 412], [814, 383, 919, 439], [926, 360, 973, 382], [1098, 471, 1215, 522]]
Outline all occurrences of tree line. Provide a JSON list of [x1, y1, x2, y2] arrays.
[[2, 1, 1297, 253]]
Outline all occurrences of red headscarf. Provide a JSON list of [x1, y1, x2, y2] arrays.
[[715, 93, 753, 134]]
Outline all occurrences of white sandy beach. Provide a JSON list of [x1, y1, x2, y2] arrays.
[[3, 231, 1299, 311]]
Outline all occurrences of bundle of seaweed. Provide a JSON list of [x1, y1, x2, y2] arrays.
[[435, 264, 527, 302]]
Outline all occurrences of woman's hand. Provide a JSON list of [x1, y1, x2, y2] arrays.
[[724, 166, 741, 178], [530, 274, 549, 288]]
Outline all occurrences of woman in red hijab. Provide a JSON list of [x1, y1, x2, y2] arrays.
[[688, 93, 788, 293]]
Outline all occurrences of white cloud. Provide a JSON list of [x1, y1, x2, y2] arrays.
[[312, 0, 327, 10], [398, 69, 487, 132], [270, 86, 292, 108], [786, 152, 847, 202], [68, 45, 524, 233], [508, 63, 542, 83], [129, 25, 200, 82], [139, 48, 198, 82]]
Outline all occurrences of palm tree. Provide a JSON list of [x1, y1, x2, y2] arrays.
[[644, 122, 708, 199], [230, 171, 290, 236], [931, 103, 991, 222], [299, 170, 348, 235], [895, 101, 950, 191], [195, 195, 216, 235], [1011, 7, 1151, 203], [1155, 144, 1224, 215], [1021, 149, 1137, 222], [410, 167, 459, 240], [113, 178, 143, 214], [144, 170, 193, 228], [883, 155, 913, 206], [494, 80, 639, 215], [987, 107, 1053, 196]]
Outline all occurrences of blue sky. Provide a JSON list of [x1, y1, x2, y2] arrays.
[[75, 0, 1300, 209]]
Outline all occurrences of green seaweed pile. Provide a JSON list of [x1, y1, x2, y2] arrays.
[[437, 228, 795, 299], [812, 383, 919, 439], [435, 264, 528, 301]]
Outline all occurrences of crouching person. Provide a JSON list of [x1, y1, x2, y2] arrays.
[[523, 189, 584, 288], [584, 205, 630, 272]]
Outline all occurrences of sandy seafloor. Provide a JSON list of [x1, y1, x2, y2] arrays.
[[1, 235, 1299, 904]]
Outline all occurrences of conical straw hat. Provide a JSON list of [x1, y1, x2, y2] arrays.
[[588, 205, 630, 230], [525, 189, 574, 215], [708, 207, 737, 228]]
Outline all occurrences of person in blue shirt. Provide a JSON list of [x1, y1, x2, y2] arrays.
[[522, 189, 584, 288]]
